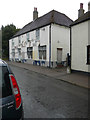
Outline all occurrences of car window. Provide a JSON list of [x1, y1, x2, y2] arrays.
[[0, 66, 12, 98]]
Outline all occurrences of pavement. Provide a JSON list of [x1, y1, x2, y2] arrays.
[[7, 61, 89, 89]]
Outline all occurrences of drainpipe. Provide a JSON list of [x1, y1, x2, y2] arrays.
[[70, 26, 72, 70], [67, 26, 72, 74], [49, 24, 51, 68]]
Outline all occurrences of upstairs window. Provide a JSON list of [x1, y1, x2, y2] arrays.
[[36, 29, 40, 41], [26, 33, 29, 42], [87, 45, 90, 64], [18, 36, 21, 44], [18, 48, 21, 56], [12, 39, 14, 46]]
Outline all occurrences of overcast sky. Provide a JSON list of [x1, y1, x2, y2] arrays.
[[0, 0, 89, 29]]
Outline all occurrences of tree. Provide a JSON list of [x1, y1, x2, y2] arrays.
[[1, 24, 20, 59]]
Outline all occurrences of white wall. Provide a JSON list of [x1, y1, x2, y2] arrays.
[[71, 21, 89, 72], [9, 24, 70, 68], [40, 26, 50, 61], [9, 25, 50, 62], [21, 34, 28, 59], [51, 24, 70, 62]]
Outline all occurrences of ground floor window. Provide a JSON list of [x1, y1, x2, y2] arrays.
[[18, 48, 21, 56], [38, 45, 46, 60], [12, 49, 15, 57], [27, 47, 33, 59], [87, 45, 90, 64]]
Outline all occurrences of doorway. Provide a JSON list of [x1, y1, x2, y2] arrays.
[[57, 48, 62, 63]]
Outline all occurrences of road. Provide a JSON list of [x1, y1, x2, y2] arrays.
[[9, 64, 88, 118]]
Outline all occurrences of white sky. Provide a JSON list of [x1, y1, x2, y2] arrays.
[[0, 0, 89, 29]]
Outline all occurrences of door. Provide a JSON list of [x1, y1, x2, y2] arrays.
[[57, 48, 62, 63]]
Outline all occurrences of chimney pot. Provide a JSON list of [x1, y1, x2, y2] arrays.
[[78, 3, 84, 18], [80, 3, 83, 9], [34, 7, 37, 11], [88, 2, 90, 11]]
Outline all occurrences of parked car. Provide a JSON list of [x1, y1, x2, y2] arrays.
[[0, 59, 24, 120]]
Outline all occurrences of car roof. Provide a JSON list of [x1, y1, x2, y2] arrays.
[[0, 59, 7, 67]]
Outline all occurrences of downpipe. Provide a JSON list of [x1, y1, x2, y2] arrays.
[[49, 24, 51, 68]]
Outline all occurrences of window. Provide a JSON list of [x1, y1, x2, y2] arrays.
[[18, 48, 21, 56], [18, 36, 21, 44], [12, 49, 15, 57], [0, 66, 12, 98], [27, 47, 33, 59], [38, 45, 46, 60], [36, 29, 40, 41], [26, 33, 29, 42], [87, 45, 90, 64], [12, 39, 14, 46]]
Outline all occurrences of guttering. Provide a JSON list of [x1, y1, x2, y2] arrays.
[[11, 23, 52, 39]]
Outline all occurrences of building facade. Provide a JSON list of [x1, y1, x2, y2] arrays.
[[71, 3, 90, 73], [9, 9, 73, 68]]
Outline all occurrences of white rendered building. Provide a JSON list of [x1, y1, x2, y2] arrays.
[[71, 3, 90, 73], [9, 8, 73, 68]]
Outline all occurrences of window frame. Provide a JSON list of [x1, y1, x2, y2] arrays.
[[38, 45, 46, 60], [26, 33, 30, 42], [27, 47, 33, 59], [12, 39, 14, 46], [12, 49, 15, 57], [18, 36, 21, 44], [18, 48, 21, 56]]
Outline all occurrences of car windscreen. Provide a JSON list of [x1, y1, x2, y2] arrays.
[[0, 66, 12, 98]]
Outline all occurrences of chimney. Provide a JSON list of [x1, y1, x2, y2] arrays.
[[78, 3, 85, 18], [88, 2, 90, 11], [33, 7, 38, 20]]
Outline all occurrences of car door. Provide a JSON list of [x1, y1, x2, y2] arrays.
[[0, 66, 16, 119]]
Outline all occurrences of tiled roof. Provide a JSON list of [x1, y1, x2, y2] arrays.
[[71, 11, 90, 26], [12, 10, 73, 38]]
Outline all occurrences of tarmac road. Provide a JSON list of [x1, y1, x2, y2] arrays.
[[9, 64, 88, 118]]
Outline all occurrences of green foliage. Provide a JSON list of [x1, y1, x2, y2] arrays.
[[1, 24, 20, 59]]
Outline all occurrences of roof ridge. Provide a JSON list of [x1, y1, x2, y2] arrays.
[[17, 9, 72, 30], [33, 9, 55, 22], [13, 10, 57, 38], [12, 9, 73, 38], [20, 10, 55, 28], [71, 11, 90, 26]]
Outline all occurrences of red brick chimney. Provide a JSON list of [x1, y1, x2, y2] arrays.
[[78, 3, 85, 18]]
